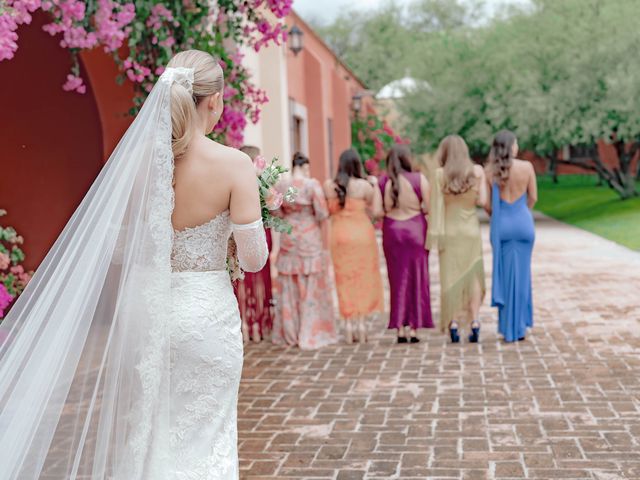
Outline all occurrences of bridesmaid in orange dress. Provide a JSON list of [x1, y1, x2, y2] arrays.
[[323, 149, 385, 343]]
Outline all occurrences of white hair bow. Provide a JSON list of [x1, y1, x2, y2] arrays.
[[160, 66, 195, 94]]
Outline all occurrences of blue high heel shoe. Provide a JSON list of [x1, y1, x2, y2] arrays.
[[449, 323, 460, 343], [468, 321, 480, 343]]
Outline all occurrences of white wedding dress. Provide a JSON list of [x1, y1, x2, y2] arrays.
[[153, 212, 267, 479], [0, 67, 267, 480]]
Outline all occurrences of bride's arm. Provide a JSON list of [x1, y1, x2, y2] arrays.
[[229, 152, 268, 272]]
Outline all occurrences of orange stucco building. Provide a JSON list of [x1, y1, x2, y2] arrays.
[[284, 12, 368, 182]]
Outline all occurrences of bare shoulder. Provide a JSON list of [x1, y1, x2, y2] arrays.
[[513, 158, 535, 177], [473, 163, 485, 179], [353, 177, 373, 193], [513, 158, 532, 169], [306, 177, 321, 188], [201, 138, 253, 177], [323, 179, 337, 198]]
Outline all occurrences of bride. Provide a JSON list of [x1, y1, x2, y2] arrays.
[[0, 50, 268, 479]]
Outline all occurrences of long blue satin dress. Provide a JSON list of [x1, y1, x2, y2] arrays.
[[490, 184, 535, 342]]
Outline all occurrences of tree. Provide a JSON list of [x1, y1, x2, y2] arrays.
[[402, 0, 640, 198], [315, 3, 415, 91], [314, 0, 473, 91]]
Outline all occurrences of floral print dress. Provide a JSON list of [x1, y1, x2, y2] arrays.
[[273, 177, 338, 350]]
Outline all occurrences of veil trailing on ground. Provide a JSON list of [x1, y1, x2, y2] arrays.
[[0, 67, 194, 479]]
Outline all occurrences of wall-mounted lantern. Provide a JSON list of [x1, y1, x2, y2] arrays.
[[352, 92, 364, 115], [289, 25, 304, 56]]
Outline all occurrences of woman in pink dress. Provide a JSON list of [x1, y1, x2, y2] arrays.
[[271, 153, 338, 349]]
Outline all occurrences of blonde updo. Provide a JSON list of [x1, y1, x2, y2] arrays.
[[167, 50, 224, 159]]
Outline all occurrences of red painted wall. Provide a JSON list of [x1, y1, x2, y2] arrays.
[[0, 12, 136, 271]]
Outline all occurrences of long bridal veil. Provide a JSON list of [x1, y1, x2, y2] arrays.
[[0, 67, 194, 479]]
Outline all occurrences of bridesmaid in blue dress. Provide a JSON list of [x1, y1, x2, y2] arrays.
[[485, 130, 537, 342]]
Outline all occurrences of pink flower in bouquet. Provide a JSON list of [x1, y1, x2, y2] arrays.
[[0, 252, 10, 270], [264, 187, 283, 211], [253, 154, 267, 174]]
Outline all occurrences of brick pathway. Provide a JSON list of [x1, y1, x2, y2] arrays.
[[238, 216, 640, 480]]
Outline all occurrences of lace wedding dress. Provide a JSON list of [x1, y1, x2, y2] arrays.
[[159, 212, 267, 479], [0, 67, 267, 480]]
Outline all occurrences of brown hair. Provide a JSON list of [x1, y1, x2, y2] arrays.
[[488, 130, 517, 186], [436, 135, 476, 195], [240, 145, 260, 161], [167, 50, 224, 159], [334, 149, 365, 208], [292, 152, 310, 168], [386, 144, 413, 209]]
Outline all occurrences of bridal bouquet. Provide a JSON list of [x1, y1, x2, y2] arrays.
[[228, 156, 296, 280], [254, 155, 296, 234]]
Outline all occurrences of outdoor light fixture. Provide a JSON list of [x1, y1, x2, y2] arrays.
[[352, 92, 363, 114], [289, 25, 304, 56]]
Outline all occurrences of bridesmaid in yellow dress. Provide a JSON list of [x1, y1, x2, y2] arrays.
[[324, 149, 384, 343], [427, 135, 487, 343]]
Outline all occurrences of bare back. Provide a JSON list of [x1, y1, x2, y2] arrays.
[[383, 172, 430, 221], [323, 177, 383, 218], [485, 159, 537, 211], [172, 135, 261, 230]]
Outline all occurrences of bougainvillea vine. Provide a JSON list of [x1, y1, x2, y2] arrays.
[[0, 0, 293, 146]]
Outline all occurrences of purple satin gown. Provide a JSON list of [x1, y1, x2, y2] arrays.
[[380, 173, 434, 331]]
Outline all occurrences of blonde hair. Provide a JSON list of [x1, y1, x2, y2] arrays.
[[167, 50, 224, 159], [436, 135, 476, 195]]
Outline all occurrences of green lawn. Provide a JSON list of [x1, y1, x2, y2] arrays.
[[536, 175, 640, 251]]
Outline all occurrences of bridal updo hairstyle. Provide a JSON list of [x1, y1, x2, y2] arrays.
[[167, 50, 224, 159], [488, 130, 517, 186]]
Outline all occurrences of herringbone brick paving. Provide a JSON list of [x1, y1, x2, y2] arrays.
[[238, 217, 640, 480]]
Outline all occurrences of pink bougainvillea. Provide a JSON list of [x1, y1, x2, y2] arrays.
[[0, 0, 293, 147], [352, 114, 410, 175], [0, 284, 12, 319], [0, 209, 32, 320]]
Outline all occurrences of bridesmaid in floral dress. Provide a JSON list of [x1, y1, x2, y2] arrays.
[[271, 153, 338, 349], [324, 149, 385, 343], [236, 145, 274, 342]]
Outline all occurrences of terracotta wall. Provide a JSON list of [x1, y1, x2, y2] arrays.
[[0, 12, 135, 270], [286, 12, 366, 182], [0, 13, 103, 270]]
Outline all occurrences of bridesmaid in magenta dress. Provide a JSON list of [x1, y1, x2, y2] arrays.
[[380, 144, 434, 343], [236, 145, 274, 342]]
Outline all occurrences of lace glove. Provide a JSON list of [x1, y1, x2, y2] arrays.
[[231, 219, 268, 273]]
